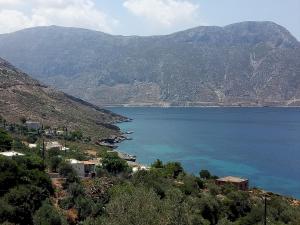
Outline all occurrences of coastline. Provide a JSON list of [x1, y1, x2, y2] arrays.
[[106, 105, 300, 108], [114, 127, 300, 201], [110, 107, 300, 200]]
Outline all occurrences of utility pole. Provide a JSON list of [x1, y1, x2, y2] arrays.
[[41, 138, 45, 163], [264, 196, 267, 225], [64, 126, 68, 155], [261, 194, 267, 225]]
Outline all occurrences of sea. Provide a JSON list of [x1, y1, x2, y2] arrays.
[[109, 107, 300, 199]]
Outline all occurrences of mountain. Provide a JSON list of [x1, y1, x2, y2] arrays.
[[0, 57, 125, 138], [0, 21, 300, 106]]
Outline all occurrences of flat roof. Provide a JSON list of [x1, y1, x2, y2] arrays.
[[216, 176, 248, 183], [81, 161, 96, 165], [68, 159, 96, 165], [0, 151, 25, 157]]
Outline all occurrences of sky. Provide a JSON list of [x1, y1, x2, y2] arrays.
[[0, 0, 299, 40]]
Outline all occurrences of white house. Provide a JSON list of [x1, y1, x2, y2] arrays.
[[46, 141, 63, 150], [67, 159, 98, 177], [127, 161, 149, 173], [28, 144, 37, 149], [0, 151, 25, 157]]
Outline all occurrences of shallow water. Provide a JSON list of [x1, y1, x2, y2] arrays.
[[109, 107, 300, 198]]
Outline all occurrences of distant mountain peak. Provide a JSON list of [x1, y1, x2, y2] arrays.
[[0, 21, 299, 107], [224, 21, 299, 47]]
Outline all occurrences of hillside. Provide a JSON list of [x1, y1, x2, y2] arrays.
[[0, 21, 300, 106], [0, 57, 125, 138]]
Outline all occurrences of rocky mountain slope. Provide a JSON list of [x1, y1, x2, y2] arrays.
[[0, 21, 300, 106], [0, 58, 125, 138]]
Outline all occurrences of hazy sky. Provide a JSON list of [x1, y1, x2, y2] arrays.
[[0, 0, 299, 39]]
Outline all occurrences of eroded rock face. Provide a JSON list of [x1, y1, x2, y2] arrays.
[[0, 58, 125, 139], [0, 21, 300, 106]]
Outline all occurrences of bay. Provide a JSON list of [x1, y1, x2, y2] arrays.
[[109, 107, 300, 199]]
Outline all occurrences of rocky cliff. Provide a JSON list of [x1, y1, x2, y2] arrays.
[[0, 58, 124, 138]]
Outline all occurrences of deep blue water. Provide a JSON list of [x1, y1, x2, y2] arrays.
[[109, 107, 300, 199]]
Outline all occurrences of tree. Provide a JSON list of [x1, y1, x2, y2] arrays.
[[49, 156, 62, 172], [26, 169, 54, 195], [164, 162, 183, 178], [66, 130, 83, 141], [33, 200, 65, 225], [58, 162, 79, 184], [132, 170, 172, 198], [197, 195, 221, 225], [179, 174, 202, 195], [26, 134, 38, 144], [0, 156, 20, 195], [12, 138, 27, 151], [102, 186, 163, 225], [151, 159, 164, 168], [102, 153, 129, 174], [0, 155, 53, 196], [14, 155, 45, 171], [0, 128, 13, 151], [200, 170, 211, 180], [0, 199, 14, 223], [225, 191, 251, 221], [3, 185, 49, 225], [75, 197, 94, 221], [68, 183, 84, 198]]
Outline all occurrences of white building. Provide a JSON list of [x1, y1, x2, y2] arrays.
[[127, 161, 149, 173], [28, 144, 37, 149], [46, 141, 63, 150], [0, 151, 25, 157], [67, 159, 98, 177]]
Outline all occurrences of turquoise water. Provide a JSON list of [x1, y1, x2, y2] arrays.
[[109, 107, 300, 199]]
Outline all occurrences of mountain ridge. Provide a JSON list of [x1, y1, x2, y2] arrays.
[[0, 21, 299, 106]]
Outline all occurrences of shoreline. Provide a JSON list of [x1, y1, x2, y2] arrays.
[[115, 133, 300, 201], [112, 113, 300, 201], [106, 105, 300, 108]]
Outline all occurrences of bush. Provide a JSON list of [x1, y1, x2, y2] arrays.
[[26, 134, 38, 144], [14, 155, 45, 171], [179, 175, 202, 195], [163, 162, 184, 178], [0, 128, 13, 151], [26, 169, 54, 195], [75, 197, 94, 221], [33, 200, 65, 225], [151, 159, 164, 168], [49, 156, 62, 172], [103, 186, 163, 225], [3, 185, 49, 224], [58, 162, 79, 184], [197, 195, 221, 224], [68, 183, 84, 197], [200, 170, 211, 179], [132, 170, 171, 198], [58, 197, 74, 210], [225, 191, 251, 221], [0, 156, 19, 195], [0, 199, 14, 223], [102, 153, 129, 174]]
